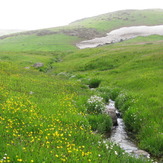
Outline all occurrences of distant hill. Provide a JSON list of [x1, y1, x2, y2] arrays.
[[69, 9, 163, 32], [0, 29, 26, 37], [0, 9, 162, 52]]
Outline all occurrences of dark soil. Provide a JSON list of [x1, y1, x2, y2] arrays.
[[61, 28, 104, 39]]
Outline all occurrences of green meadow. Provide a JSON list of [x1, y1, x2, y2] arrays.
[[0, 34, 79, 52], [0, 9, 163, 162], [51, 35, 163, 157], [69, 9, 163, 32], [1, 61, 151, 163]]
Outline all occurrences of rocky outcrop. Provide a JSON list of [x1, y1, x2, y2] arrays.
[[33, 62, 44, 68], [61, 28, 104, 40], [24, 67, 30, 69], [133, 150, 150, 158]]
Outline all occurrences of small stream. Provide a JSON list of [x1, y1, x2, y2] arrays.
[[107, 100, 150, 158], [80, 26, 162, 159]]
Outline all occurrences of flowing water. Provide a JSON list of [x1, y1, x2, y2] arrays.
[[77, 25, 163, 49], [107, 100, 150, 158]]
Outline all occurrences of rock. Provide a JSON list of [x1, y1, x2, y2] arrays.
[[104, 105, 118, 126], [116, 110, 122, 118], [24, 67, 30, 69], [33, 63, 44, 68], [133, 150, 150, 158], [29, 91, 34, 95]]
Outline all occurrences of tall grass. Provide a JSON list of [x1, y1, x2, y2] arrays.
[[51, 35, 163, 158], [0, 61, 150, 162]]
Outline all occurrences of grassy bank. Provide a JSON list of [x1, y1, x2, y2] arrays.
[[0, 61, 151, 163], [50, 35, 163, 158]]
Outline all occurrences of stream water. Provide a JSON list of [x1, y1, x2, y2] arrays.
[[76, 25, 163, 49], [107, 100, 150, 158]]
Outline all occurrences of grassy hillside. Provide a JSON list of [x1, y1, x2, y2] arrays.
[[0, 34, 79, 52], [0, 9, 163, 162], [0, 61, 151, 163], [70, 9, 163, 32], [50, 35, 163, 158], [0, 9, 162, 52]]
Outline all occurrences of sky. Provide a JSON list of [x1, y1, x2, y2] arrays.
[[0, 0, 163, 30]]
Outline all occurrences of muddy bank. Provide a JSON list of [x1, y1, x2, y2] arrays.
[[76, 25, 163, 49]]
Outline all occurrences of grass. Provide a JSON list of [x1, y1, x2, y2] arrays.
[[0, 9, 163, 162], [87, 114, 112, 134], [0, 61, 150, 163], [51, 35, 163, 158], [85, 78, 101, 88], [0, 38, 162, 162], [0, 9, 162, 53], [70, 9, 163, 32], [0, 34, 79, 52]]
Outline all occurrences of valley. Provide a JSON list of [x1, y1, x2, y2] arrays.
[[0, 9, 163, 163]]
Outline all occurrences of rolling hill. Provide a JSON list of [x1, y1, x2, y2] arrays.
[[0, 9, 163, 162], [0, 9, 163, 52]]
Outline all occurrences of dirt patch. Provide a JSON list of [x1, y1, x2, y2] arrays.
[[36, 30, 58, 36], [61, 28, 104, 39], [0, 27, 104, 40]]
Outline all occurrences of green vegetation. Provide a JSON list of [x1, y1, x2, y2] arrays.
[[0, 9, 163, 53], [85, 95, 112, 134], [51, 35, 163, 159], [0, 34, 79, 52], [0, 9, 163, 162], [86, 95, 105, 114], [0, 62, 150, 163], [87, 114, 112, 134], [86, 78, 101, 88], [70, 9, 163, 32]]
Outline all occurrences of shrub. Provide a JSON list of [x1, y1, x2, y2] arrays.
[[115, 91, 133, 112], [98, 92, 110, 103], [87, 95, 105, 114], [97, 87, 121, 101], [87, 78, 101, 88], [97, 87, 112, 102], [123, 107, 143, 133], [109, 88, 121, 100], [87, 114, 112, 134]]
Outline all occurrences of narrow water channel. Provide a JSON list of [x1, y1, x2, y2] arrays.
[[107, 100, 150, 158]]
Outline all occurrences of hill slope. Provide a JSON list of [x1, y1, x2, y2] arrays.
[[0, 9, 163, 162], [0, 9, 163, 52], [70, 9, 163, 32], [51, 35, 163, 158]]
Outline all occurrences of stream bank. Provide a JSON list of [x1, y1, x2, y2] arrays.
[[106, 100, 150, 159]]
